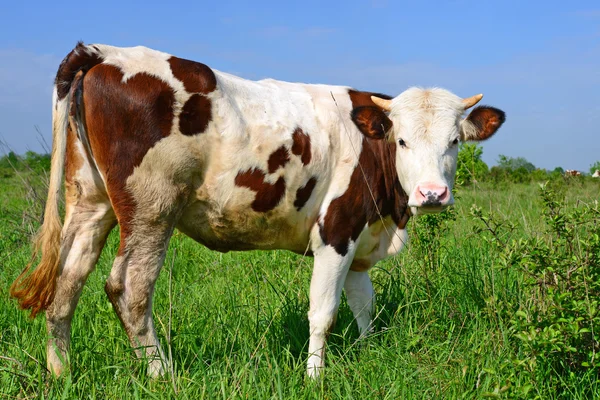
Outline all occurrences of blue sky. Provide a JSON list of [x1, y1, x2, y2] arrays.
[[1, 0, 598, 171]]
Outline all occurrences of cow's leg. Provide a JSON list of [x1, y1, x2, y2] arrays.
[[307, 244, 354, 378], [105, 219, 176, 377], [344, 270, 375, 336], [46, 200, 116, 375]]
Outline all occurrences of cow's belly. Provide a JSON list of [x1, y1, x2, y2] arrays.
[[176, 195, 317, 254]]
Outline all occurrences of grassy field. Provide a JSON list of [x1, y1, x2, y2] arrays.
[[1, 168, 599, 399]]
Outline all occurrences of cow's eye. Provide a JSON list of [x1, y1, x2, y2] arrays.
[[398, 138, 407, 147], [451, 138, 459, 146]]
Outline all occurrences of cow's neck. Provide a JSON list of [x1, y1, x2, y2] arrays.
[[357, 136, 410, 228], [346, 89, 410, 229]]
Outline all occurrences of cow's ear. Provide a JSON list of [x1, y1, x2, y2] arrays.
[[351, 106, 393, 139], [460, 106, 505, 141]]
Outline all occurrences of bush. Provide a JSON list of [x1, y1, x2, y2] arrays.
[[0, 151, 50, 178], [23, 151, 51, 173], [471, 183, 600, 398], [456, 143, 488, 186]]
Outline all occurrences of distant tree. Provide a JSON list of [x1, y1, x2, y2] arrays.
[[531, 168, 550, 182], [589, 161, 600, 175], [489, 165, 509, 183], [497, 155, 536, 173], [23, 151, 51, 173], [0, 151, 50, 176], [0, 151, 20, 169], [456, 143, 488, 186], [550, 167, 565, 179]]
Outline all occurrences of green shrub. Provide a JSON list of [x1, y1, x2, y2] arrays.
[[0, 151, 50, 177], [456, 143, 488, 186], [471, 183, 600, 398], [23, 151, 51, 173]]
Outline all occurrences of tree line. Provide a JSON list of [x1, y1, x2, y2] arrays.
[[456, 143, 600, 186], [1, 148, 599, 185]]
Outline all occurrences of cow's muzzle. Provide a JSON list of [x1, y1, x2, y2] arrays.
[[409, 183, 453, 210]]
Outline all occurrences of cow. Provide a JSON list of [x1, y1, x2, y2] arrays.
[[565, 169, 582, 176], [592, 170, 599, 178], [10, 42, 505, 378]]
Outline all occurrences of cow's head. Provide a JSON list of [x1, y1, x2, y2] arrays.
[[352, 87, 505, 215]]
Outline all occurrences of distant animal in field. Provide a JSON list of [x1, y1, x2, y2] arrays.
[[565, 169, 582, 177], [10, 42, 505, 378], [592, 170, 600, 178]]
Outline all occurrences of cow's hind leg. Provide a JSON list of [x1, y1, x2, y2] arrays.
[[44, 119, 117, 375], [46, 202, 115, 375], [45, 194, 116, 376], [105, 214, 177, 377]]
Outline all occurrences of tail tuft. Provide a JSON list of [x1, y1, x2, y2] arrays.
[[10, 215, 62, 318]]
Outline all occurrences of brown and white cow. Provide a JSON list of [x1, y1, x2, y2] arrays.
[[11, 42, 505, 378], [592, 170, 599, 178], [565, 169, 582, 177]]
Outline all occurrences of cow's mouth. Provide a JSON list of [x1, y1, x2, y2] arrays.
[[410, 205, 447, 215]]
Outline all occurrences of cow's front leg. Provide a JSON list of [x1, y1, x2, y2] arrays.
[[307, 243, 354, 378], [344, 270, 375, 337]]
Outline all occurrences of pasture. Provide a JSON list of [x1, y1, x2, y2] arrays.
[[1, 163, 599, 399]]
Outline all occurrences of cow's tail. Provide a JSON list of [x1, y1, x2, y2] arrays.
[[10, 42, 103, 318]]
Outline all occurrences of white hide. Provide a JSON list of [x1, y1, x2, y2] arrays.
[[387, 88, 465, 211]]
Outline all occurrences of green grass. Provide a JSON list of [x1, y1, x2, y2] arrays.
[[1, 173, 599, 399]]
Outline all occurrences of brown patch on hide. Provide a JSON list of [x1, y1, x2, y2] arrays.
[[396, 208, 410, 229], [235, 169, 286, 212], [168, 56, 217, 94], [65, 71, 85, 187], [319, 137, 409, 256], [179, 94, 212, 135], [349, 89, 393, 139], [291, 128, 311, 165], [351, 107, 392, 139], [82, 64, 175, 246], [169, 56, 216, 136], [348, 90, 392, 107], [465, 106, 506, 141], [64, 125, 83, 190], [349, 259, 371, 272], [268, 146, 290, 173], [294, 177, 317, 211]]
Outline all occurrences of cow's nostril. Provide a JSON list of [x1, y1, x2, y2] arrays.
[[438, 188, 448, 201]]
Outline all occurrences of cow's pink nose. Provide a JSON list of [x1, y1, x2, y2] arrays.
[[415, 184, 449, 206]]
